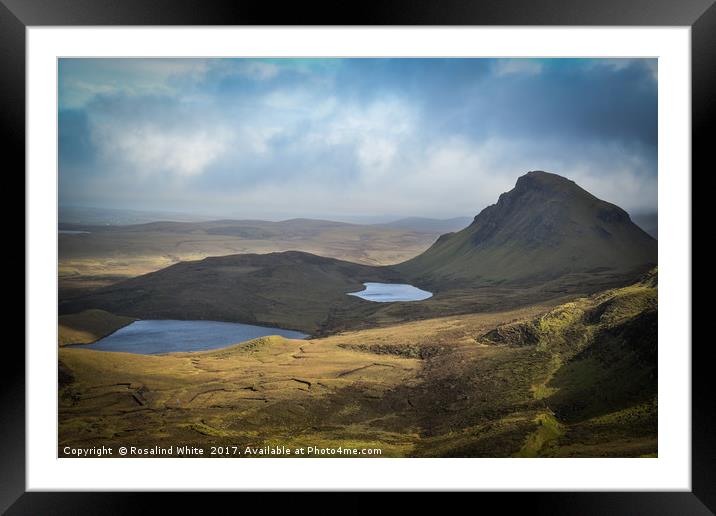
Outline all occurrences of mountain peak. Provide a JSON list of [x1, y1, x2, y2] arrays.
[[522, 170, 570, 180], [483, 171, 593, 226], [511, 171, 583, 197], [398, 171, 657, 288], [489, 171, 606, 221]]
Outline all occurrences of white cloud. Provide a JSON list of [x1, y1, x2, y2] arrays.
[[357, 138, 398, 176], [495, 59, 543, 77], [239, 125, 283, 155], [298, 97, 416, 181], [91, 122, 232, 178], [238, 61, 280, 80], [60, 59, 214, 108], [589, 59, 657, 82]]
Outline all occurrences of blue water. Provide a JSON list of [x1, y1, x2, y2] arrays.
[[77, 319, 308, 355], [59, 230, 90, 234], [347, 282, 433, 302]]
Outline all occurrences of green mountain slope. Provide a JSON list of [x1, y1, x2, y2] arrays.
[[398, 171, 657, 288], [415, 268, 657, 457]]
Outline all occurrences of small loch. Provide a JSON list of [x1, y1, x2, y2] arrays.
[[347, 282, 433, 302], [76, 319, 308, 355]]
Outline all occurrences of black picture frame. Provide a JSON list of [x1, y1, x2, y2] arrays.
[[4, 0, 710, 512]]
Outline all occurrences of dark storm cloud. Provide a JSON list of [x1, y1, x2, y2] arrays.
[[467, 59, 657, 147]]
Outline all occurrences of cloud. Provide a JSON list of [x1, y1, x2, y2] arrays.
[[92, 124, 231, 178], [238, 61, 280, 80], [69, 92, 234, 180], [59, 58, 658, 219], [494, 59, 543, 77], [315, 97, 416, 180], [59, 59, 213, 109]]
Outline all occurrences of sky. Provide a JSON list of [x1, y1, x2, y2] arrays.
[[59, 58, 658, 221]]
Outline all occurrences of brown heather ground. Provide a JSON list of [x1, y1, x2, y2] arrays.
[[59, 309, 136, 346], [59, 222, 440, 300], [58, 271, 657, 458]]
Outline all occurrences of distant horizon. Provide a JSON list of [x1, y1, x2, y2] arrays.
[[58, 203, 475, 225], [58, 202, 658, 229]]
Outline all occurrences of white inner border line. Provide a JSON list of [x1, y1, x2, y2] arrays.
[[27, 26, 690, 491]]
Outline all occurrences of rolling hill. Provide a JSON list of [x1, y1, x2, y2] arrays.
[[58, 217, 442, 300], [58, 309, 135, 346], [398, 171, 657, 288], [60, 251, 402, 334], [61, 171, 658, 336]]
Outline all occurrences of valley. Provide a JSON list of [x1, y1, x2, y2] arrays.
[[58, 171, 658, 458], [60, 173, 656, 336], [58, 217, 451, 299], [59, 269, 657, 457]]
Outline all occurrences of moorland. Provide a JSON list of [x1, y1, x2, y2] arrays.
[[58, 171, 658, 457], [58, 217, 465, 300]]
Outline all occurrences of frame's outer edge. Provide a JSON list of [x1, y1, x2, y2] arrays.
[[0, 0, 715, 26], [692, 1, 716, 513], [1, 492, 716, 514], [5, 0, 712, 512], [0, 1, 26, 513]]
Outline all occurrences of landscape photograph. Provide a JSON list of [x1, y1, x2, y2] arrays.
[[58, 57, 658, 458]]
